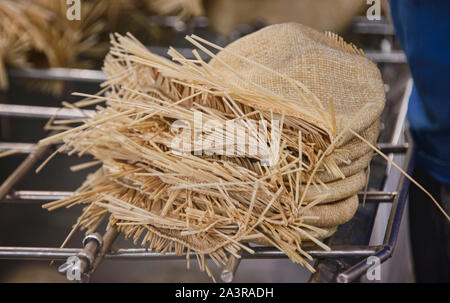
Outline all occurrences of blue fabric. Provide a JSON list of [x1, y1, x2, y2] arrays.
[[390, 0, 450, 184]]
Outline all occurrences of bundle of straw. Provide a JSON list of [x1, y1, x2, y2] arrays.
[[0, 0, 52, 90], [40, 23, 387, 279], [0, 0, 209, 94], [0, 0, 128, 94]]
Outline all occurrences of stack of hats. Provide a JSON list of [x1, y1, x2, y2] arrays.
[[40, 23, 385, 278], [206, 23, 385, 242]]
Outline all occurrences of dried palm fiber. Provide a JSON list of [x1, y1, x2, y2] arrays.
[[0, 0, 53, 90], [0, 0, 111, 94], [38, 23, 388, 279], [205, 0, 367, 36], [30, 0, 108, 63]]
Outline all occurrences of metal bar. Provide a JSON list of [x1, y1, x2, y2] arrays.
[[383, 133, 414, 245], [364, 51, 407, 64], [376, 143, 408, 154], [336, 140, 414, 283], [8, 67, 107, 83], [347, 17, 395, 35], [0, 245, 379, 261], [0, 104, 95, 120], [90, 227, 119, 274], [335, 80, 414, 283], [148, 16, 209, 29], [2, 189, 397, 203], [0, 145, 50, 201], [0, 141, 408, 157], [4, 190, 73, 201], [221, 254, 241, 283], [5, 51, 405, 87], [0, 142, 36, 154]]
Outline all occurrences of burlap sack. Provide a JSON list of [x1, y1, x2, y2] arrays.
[[209, 23, 386, 147]]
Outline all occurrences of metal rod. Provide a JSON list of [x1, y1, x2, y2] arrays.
[[0, 144, 50, 200], [0, 141, 408, 157], [89, 227, 119, 274], [338, 146, 413, 283], [5, 51, 403, 89], [8, 67, 107, 83], [2, 190, 397, 203], [364, 51, 407, 64], [347, 17, 395, 35], [0, 245, 379, 261], [0, 104, 94, 120], [0, 143, 36, 154], [376, 143, 408, 154], [221, 254, 241, 283], [335, 82, 414, 283], [3, 141, 401, 155], [4, 190, 73, 201]]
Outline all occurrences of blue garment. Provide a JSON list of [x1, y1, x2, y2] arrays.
[[390, 0, 450, 184]]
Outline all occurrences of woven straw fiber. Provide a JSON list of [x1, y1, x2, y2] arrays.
[[209, 23, 385, 146]]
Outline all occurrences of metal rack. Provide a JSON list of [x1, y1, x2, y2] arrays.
[[0, 76, 413, 283], [0, 17, 413, 283]]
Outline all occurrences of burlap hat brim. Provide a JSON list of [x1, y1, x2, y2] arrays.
[[336, 119, 380, 162], [302, 194, 359, 228], [247, 225, 338, 247], [312, 151, 373, 183], [302, 170, 366, 204], [246, 195, 360, 246]]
